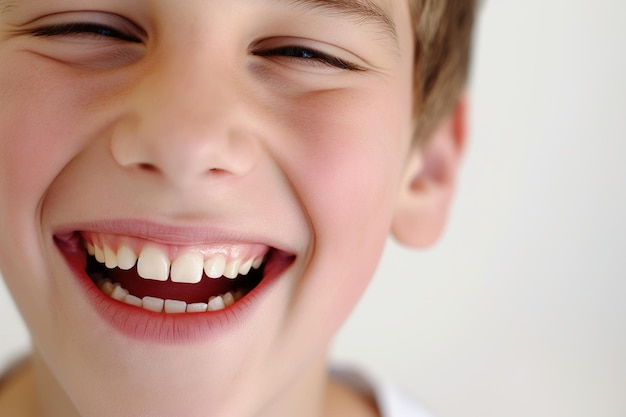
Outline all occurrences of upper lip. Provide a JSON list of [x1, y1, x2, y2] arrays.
[[53, 219, 293, 252]]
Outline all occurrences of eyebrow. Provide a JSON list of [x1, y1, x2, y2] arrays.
[[0, 0, 16, 14], [283, 0, 398, 43], [0, 0, 398, 42]]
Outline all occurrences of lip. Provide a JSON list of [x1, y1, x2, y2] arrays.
[[54, 219, 287, 247], [53, 221, 295, 344]]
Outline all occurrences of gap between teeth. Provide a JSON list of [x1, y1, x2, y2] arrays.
[[99, 278, 242, 313], [86, 241, 264, 283]]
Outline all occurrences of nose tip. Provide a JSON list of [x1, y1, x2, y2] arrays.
[[110, 115, 259, 188]]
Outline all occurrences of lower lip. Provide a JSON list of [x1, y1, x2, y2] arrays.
[[55, 234, 292, 344]]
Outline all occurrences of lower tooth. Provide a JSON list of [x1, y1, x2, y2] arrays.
[[187, 302, 209, 313], [111, 285, 129, 302], [164, 299, 187, 313], [97, 279, 242, 313], [101, 281, 115, 296], [223, 292, 235, 307], [142, 296, 164, 313], [208, 296, 225, 311], [124, 294, 143, 307]]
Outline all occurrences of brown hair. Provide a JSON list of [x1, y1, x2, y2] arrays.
[[410, 0, 477, 144]]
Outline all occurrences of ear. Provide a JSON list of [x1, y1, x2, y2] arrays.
[[392, 94, 469, 248]]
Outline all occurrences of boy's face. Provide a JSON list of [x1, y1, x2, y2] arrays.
[[0, 0, 416, 415]]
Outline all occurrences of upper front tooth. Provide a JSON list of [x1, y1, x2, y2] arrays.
[[238, 259, 253, 276], [137, 245, 170, 281], [94, 245, 105, 264], [117, 245, 137, 270], [204, 255, 226, 279], [104, 244, 118, 269], [224, 259, 241, 279], [252, 257, 264, 269], [171, 252, 203, 284]]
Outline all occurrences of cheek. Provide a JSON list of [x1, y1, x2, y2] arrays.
[[0, 57, 72, 322], [276, 84, 412, 303], [267, 85, 414, 352], [0, 54, 109, 303], [0, 54, 122, 231], [287, 87, 410, 241], [0, 59, 78, 221]]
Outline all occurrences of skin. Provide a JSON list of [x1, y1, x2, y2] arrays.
[[0, 0, 466, 416]]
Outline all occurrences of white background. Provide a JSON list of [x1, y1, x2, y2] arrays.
[[2, 1, 625, 416]]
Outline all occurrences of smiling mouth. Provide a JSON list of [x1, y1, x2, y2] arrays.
[[59, 231, 289, 314]]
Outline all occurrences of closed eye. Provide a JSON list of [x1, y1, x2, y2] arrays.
[[252, 46, 365, 71], [29, 22, 142, 43]]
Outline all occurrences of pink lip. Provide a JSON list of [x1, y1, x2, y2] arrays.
[[54, 219, 287, 247], [54, 221, 295, 344]]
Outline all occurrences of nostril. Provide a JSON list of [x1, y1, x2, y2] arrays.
[[138, 163, 158, 173], [208, 168, 228, 175]]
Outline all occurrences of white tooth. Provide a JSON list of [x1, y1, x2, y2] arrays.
[[94, 245, 105, 263], [222, 292, 235, 307], [207, 296, 225, 311], [117, 245, 137, 270], [104, 245, 118, 269], [238, 259, 253, 275], [186, 302, 208, 313], [123, 294, 143, 308], [86, 242, 95, 256], [171, 252, 204, 284], [224, 259, 241, 279], [252, 257, 264, 269], [111, 284, 129, 302], [142, 296, 164, 313], [137, 245, 170, 281], [164, 299, 187, 313], [101, 281, 115, 296], [204, 255, 226, 279]]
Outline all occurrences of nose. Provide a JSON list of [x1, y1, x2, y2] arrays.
[[110, 52, 259, 188]]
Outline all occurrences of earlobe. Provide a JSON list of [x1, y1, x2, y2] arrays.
[[392, 94, 469, 248]]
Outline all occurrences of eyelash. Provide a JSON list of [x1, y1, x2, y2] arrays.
[[252, 46, 364, 71], [28, 23, 363, 71], [29, 23, 142, 43]]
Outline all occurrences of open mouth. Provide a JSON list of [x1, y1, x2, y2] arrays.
[[57, 231, 291, 315]]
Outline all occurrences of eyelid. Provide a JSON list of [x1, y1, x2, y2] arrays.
[[250, 37, 367, 72], [17, 11, 146, 43], [29, 22, 143, 43], [252, 46, 364, 71]]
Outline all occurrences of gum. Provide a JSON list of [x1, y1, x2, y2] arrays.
[[81, 231, 269, 263]]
